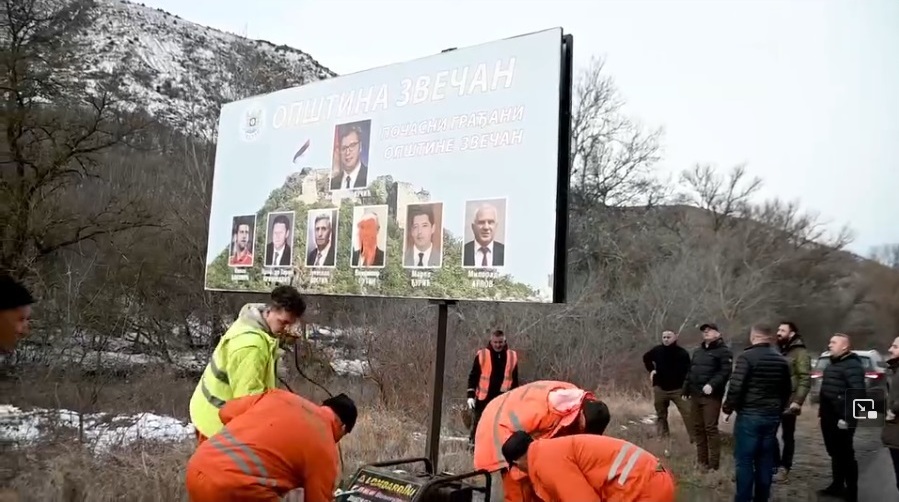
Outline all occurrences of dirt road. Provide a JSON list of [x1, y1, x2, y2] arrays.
[[856, 429, 899, 502], [771, 418, 896, 502]]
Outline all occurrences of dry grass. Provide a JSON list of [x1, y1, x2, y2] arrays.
[[0, 386, 738, 501]]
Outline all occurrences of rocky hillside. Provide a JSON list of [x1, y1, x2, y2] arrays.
[[81, 0, 336, 136]]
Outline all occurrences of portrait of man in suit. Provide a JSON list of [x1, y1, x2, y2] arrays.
[[264, 212, 294, 268], [403, 203, 443, 268], [228, 215, 256, 268], [329, 121, 371, 191], [351, 208, 386, 268], [463, 201, 506, 268], [306, 211, 337, 267]]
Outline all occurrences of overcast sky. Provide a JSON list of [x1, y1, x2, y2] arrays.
[[140, 0, 899, 256]]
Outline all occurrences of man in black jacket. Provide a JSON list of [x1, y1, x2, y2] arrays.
[[817, 333, 866, 502], [722, 324, 791, 502], [683, 323, 733, 470], [466, 329, 520, 445], [643, 330, 693, 440]]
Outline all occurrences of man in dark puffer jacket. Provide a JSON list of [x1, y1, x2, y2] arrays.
[[817, 333, 865, 502], [723, 324, 791, 502], [683, 323, 733, 470]]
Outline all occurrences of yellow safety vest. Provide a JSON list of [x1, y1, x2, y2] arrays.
[[189, 313, 281, 438]]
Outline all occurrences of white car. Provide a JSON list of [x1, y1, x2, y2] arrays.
[[808, 349, 887, 404]]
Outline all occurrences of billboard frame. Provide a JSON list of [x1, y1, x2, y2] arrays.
[[205, 28, 570, 306]]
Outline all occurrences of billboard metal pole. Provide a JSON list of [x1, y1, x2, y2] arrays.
[[426, 298, 456, 472], [552, 33, 574, 304], [423, 46, 461, 474]]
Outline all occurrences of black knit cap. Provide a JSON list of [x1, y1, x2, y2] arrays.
[[0, 275, 33, 311], [501, 430, 533, 465], [322, 393, 357, 433], [583, 399, 611, 435]]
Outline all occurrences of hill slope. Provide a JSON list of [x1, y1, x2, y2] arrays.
[[80, 0, 336, 135]]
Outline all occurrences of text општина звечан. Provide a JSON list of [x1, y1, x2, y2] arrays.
[[268, 57, 518, 129], [268, 57, 525, 161]]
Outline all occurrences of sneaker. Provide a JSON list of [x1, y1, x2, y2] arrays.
[[773, 467, 789, 483]]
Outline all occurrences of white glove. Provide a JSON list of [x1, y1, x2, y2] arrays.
[[702, 384, 713, 395], [467, 398, 476, 409], [887, 410, 896, 422], [837, 419, 848, 430], [333, 488, 360, 500], [649, 370, 656, 383]]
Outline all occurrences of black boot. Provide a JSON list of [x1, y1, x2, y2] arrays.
[[818, 458, 845, 497], [817, 484, 844, 497], [844, 458, 858, 502]]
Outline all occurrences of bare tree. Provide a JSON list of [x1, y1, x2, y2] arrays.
[[569, 58, 665, 208], [0, 0, 155, 277], [679, 164, 761, 232], [566, 58, 668, 296], [870, 244, 899, 269]]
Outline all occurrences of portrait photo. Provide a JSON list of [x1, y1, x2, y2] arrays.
[[350, 205, 388, 268], [329, 120, 372, 191], [228, 214, 257, 268], [264, 211, 296, 268], [402, 202, 444, 269], [462, 198, 508, 268], [306, 208, 339, 268]]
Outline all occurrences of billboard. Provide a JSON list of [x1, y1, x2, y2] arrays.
[[204, 28, 571, 303]]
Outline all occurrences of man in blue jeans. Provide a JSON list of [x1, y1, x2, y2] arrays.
[[722, 324, 792, 502]]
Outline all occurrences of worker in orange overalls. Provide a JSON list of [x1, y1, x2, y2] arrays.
[[185, 388, 357, 502], [473, 380, 611, 502], [501, 431, 676, 502]]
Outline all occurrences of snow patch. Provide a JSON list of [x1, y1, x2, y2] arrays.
[[331, 358, 368, 377], [0, 404, 193, 452]]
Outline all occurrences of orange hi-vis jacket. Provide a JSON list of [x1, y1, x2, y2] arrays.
[[527, 435, 676, 502], [185, 389, 341, 502], [473, 380, 593, 473], [473, 380, 595, 502], [475, 348, 518, 401]]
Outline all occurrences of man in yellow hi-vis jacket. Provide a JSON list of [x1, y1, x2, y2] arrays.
[[189, 285, 307, 444]]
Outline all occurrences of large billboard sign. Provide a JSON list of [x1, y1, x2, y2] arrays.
[[204, 28, 571, 303]]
